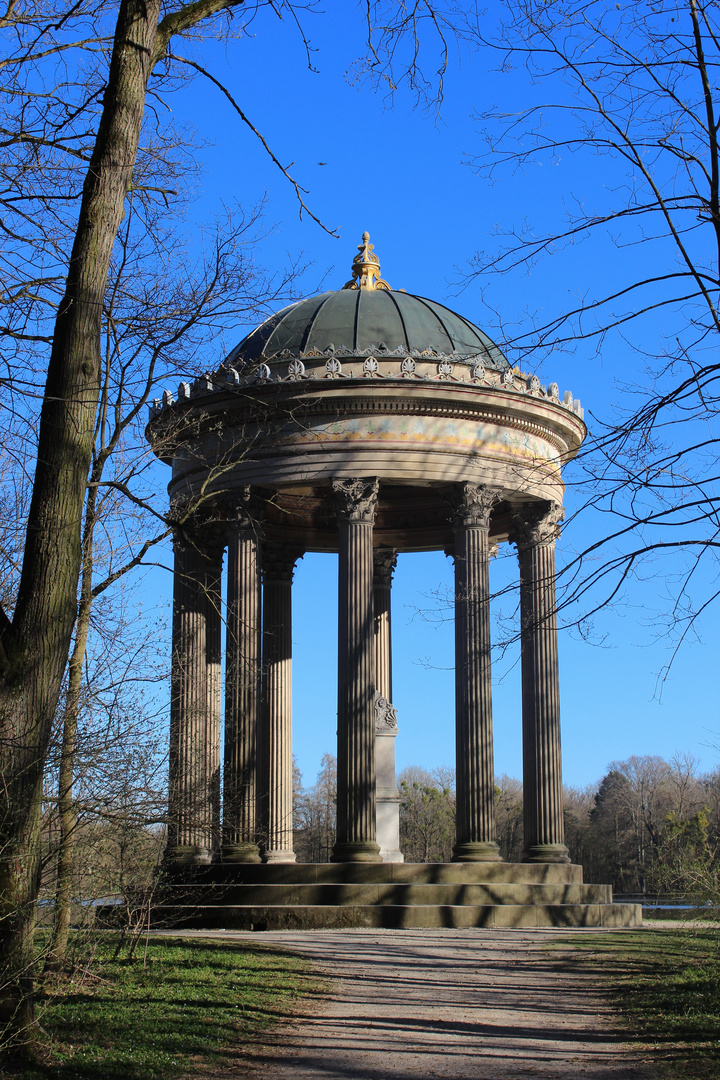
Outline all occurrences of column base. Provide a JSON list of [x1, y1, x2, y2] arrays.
[[262, 849, 297, 864], [331, 840, 383, 863], [163, 844, 212, 869], [523, 843, 571, 864], [222, 842, 262, 864], [452, 841, 503, 863]]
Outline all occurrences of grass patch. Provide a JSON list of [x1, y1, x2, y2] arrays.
[[14, 934, 326, 1080], [560, 927, 720, 1079]]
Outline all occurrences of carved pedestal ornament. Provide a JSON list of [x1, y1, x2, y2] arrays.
[[374, 692, 398, 731], [332, 478, 382, 862], [223, 490, 264, 863], [259, 545, 304, 864], [451, 483, 503, 863], [512, 501, 570, 864]]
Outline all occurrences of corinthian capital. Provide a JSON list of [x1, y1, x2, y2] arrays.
[[168, 500, 226, 559], [511, 501, 564, 548], [373, 546, 398, 586], [225, 486, 263, 535], [451, 482, 502, 529], [331, 477, 379, 524], [262, 544, 304, 583]]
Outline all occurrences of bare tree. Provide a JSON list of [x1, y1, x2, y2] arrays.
[[294, 753, 337, 863], [464, 0, 720, 650], [495, 774, 524, 862]]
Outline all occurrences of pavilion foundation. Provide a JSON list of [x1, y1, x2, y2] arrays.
[[150, 860, 641, 930]]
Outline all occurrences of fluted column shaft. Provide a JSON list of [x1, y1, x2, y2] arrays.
[[260, 546, 303, 863], [223, 494, 262, 863], [332, 478, 382, 863], [452, 484, 502, 862], [373, 548, 397, 702], [166, 525, 224, 867], [205, 547, 223, 854], [514, 502, 570, 864], [373, 547, 403, 862]]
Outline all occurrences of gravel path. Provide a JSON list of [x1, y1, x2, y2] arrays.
[[178, 927, 657, 1080]]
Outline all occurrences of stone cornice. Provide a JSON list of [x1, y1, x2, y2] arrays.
[[147, 357, 585, 429]]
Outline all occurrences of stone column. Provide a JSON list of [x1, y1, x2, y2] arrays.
[[223, 492, 262, 863], [512, 501, 570, 864], [451, 483, 502, 862], [165, 523, 224, 867], [372, 548, 403, 862], [205, 536, 223, 854], [259, 545, 303, 863], [331, 477, 382, 863]]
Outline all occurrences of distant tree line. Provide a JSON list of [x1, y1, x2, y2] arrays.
[[293, 752, 720, 900]]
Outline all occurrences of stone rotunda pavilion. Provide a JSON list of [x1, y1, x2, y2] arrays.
[[146, 234, 639, 929]]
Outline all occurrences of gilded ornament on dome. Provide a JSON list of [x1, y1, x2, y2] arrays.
[[342, 231, 393, 291]]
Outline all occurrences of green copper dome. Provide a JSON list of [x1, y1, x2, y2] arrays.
[[222, 233, 509, 373], [224, 288, 508, 371]]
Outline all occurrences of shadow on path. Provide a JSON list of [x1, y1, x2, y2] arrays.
[[175, 927, 657, 1080]]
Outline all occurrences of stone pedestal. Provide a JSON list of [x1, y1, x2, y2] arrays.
[[513, 502, 570, 864], [451, 483, 502, 862], [332, 478, 382, 863], [165, 524, 223, 867], [375, 693, 403, 862], [260, 545, 303, 863], [223, 493, 262, 863]]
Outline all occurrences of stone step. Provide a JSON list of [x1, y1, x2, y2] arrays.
[[163, 882, 612, 906], [176, 861, 585, 886], [151, 902, 641, 931]]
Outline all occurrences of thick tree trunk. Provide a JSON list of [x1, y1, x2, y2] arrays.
[[0, 0, 163, 1050]]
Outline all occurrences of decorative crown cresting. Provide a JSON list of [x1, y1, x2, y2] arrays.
[[343, 231, 392, 291]]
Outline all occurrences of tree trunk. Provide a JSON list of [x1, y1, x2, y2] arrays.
[[45, 468, 99, 973], [46, 587, 93, 972], [0, 0, 163, 1050]]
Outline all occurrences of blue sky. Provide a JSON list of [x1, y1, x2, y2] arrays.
[[144, 3, 720, 792]]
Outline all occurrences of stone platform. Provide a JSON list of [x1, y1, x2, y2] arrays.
[[151, 863, 641, 930]]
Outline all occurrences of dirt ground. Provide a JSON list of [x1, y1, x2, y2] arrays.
[[175, 926, 662, 1080]]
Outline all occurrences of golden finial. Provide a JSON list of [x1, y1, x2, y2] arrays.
[[342, 231, 392, 291]]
